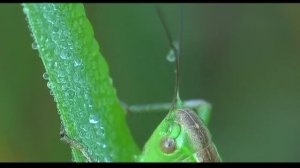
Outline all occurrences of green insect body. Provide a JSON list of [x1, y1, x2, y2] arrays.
[[136, 6, 222, 162], [138, 99, 222, 162]]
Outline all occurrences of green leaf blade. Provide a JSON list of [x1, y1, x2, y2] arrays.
[[22, 3, 140, 162]]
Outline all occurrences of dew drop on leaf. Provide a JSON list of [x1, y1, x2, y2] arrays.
[[65, 89, 76, 99], [23, 7, 29, 15], [47, 81, 53, 89], [60, 52, 69, 60], [74, 59, 82, 67], [102, 143, 107, 149], [42, 72, 49, 80], [89, 114, 99, 124], [32, 42, 38, 50]]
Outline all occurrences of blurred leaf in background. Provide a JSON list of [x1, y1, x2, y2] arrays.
[[0, 3, 300, 162]]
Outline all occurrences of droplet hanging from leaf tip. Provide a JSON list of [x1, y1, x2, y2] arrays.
[[32, 42, 38, 50]]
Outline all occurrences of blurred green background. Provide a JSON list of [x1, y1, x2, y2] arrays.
[[0, 3, 300, 162]]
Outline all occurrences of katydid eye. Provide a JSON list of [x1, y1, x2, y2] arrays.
[[160, 137, 176, 154]]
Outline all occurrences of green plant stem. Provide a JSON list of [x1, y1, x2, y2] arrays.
[[22, 3, 140, 162]]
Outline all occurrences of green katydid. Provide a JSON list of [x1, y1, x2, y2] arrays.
[[60, 4, 222, 162], [130, 5, 222, 162]]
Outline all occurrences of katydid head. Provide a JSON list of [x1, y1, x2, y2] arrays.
[[138, 109, 199, 162], [138, 108, 221, 162]]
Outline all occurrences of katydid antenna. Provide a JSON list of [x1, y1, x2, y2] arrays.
[[155, 5, 183, 111]]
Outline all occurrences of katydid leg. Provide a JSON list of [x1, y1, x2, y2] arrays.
[[122, 99, 212, 126], [60, 123, 94, 162]]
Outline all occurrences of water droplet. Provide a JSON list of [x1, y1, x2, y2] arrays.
[[52, 26, 59, 33], [47, 82, 53, 89], [58, 77, 66, 84], [166, 49, 176, 62], [167, 122, 181, 139], [94, 123, 105, 136], [60, 52, 69, 60], [102, 144, 107, 149], [97, 126, 105, 136], [65, 89, 76, 99], [89, 114, 99, 124], [84, 93, 89, 99], [32, 42, 38, 50], [166, 41, 179, 63], [53, 61, 58, 68], [104, 156, 111, 162], [74, 59, 82, 67], [42, 72, 49, 80], [23, 7, 29, 14], [78, 127, 88, 138]]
